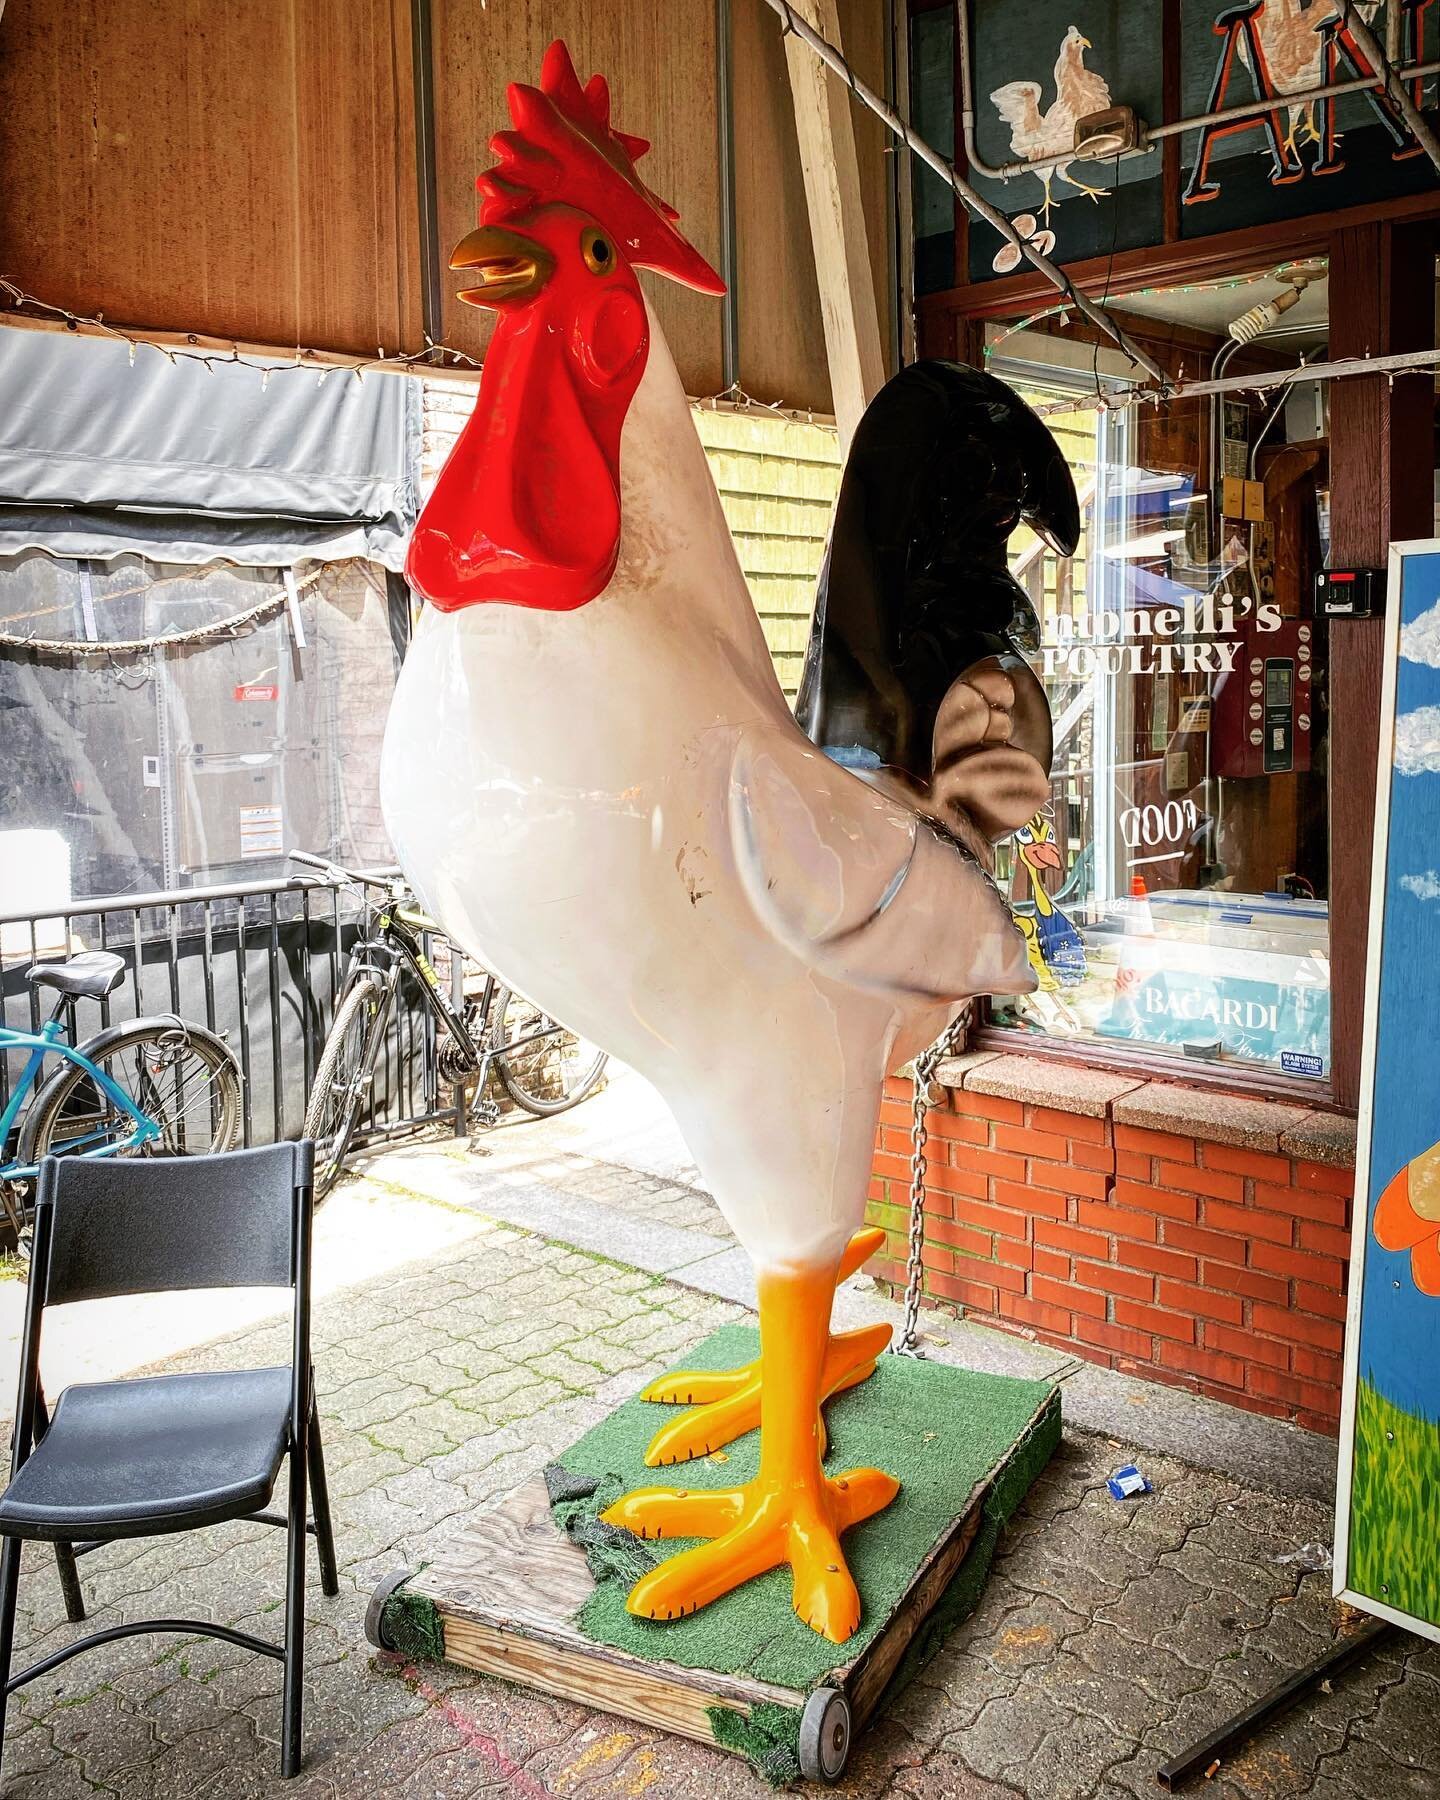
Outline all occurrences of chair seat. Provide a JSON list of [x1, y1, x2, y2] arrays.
[[27, 951, 126, 1001], [0, 1369, 291, 1542]]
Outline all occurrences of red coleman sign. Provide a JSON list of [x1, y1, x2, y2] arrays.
[[233, 684, 279, 702]]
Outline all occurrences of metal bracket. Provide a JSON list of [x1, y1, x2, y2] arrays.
[[1158, 1621, 1398, 1789]]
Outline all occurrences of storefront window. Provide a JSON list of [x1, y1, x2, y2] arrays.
[[988, 274, 1332, 1084]]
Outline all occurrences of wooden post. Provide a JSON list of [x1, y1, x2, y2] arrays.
[[783, 0, 886, 447], [1327, 219, 1435, 1111]]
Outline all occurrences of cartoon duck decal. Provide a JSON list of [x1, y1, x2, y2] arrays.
[[1375, 1140, 1440, 1298], [1014, 812, 1087, 986]]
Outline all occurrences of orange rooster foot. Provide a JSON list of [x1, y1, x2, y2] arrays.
[[601, 1465, 899, 1643], [639, 1227, 890, 1467]]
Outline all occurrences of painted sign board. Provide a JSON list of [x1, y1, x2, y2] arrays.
[[1178, 0, 1439, 241], [964, 1, 1439, 283], [1334, 540, 1440, 1645], [966, 0, 1165, 282]]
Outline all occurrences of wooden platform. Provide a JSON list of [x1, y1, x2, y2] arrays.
[[381, 1366, 1059, 1779]]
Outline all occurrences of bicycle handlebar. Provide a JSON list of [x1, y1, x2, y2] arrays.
[[288, 851, 404, 894]]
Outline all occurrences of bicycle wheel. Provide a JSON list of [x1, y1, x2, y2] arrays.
[[492, 986, 608, 1117], [304, 975, 390, 1200], [19, 1021, 242, 1166]]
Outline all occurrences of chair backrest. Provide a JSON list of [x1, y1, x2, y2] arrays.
[[37, 1142, 314, 1306]]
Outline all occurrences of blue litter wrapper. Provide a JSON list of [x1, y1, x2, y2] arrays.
[[1107, 1464, 1151, 1500]]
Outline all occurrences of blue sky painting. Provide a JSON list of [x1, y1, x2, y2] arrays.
[[1360, 548, 1440, 1427]]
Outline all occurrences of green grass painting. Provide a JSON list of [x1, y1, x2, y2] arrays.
[[1348, 1377, 1440, 1627]]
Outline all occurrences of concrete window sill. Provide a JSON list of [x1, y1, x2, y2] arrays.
[[934, 1050, 1357, 1170]]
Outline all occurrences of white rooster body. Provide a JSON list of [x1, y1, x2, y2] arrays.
[[379, 40, 1063, 1644], [382, 301, 1029, 1272]]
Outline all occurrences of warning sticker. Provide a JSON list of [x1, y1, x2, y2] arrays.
[[239, 803, 283, 860]]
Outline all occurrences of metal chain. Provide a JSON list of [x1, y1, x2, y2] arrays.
[[892, 1001, 972, 1357]]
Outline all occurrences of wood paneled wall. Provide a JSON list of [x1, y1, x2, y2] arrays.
[[430, 0, 725, 398], [0, 0, 423, 357], [0, 0, 894, 409]]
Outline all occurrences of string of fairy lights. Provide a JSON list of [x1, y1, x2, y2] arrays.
[[0, 279, 483, 381], [0, 278, 842, 433], [983, 269, 1300, 366]]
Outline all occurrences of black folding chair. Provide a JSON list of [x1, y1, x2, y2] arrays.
[[0, 1142, 338, 1781]]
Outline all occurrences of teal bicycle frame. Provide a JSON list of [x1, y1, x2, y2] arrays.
[[0, 1016, 161, 1182]]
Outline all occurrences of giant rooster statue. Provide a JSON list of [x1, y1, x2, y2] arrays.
[[382, 42, 1077, 1644]]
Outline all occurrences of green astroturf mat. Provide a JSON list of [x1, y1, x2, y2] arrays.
[[554, 1323, 1060, 1695]]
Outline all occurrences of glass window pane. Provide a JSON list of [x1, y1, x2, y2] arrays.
[[987, 274, 1331, 1085]]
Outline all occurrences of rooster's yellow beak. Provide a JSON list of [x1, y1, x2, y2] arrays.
[[450, 225, 554, 306]]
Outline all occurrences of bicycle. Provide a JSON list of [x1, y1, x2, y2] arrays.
[[291, 853, 608, 1199], [0, 950, 243, 1226]]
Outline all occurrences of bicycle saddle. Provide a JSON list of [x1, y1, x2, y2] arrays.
[[27, 951, 126, 1000]]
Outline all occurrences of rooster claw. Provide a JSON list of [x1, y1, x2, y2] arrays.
[[604, 1466, 899, 1642]]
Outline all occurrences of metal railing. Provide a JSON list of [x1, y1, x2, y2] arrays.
[[0, 870, 449, 1152]]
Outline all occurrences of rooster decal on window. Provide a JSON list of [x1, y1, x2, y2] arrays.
[[382, 41, 1077, 1643]]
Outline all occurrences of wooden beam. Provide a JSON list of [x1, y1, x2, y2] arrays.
[[1327, 218, 1436, 1112], [782, 0, 886, 447]]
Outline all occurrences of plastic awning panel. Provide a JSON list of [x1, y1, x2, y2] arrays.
[[0, 327, 421, 571]]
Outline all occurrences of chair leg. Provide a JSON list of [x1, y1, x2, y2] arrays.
[[0, 1535, 22, 1760], [306, 1404, 340, 1600], [280, 1444, 309, 1779], [53, 1543, 85, 1624]]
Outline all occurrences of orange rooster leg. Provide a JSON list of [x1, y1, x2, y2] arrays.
[[639, 1227, 890, 1468], [602, 1260, 900, 1643]]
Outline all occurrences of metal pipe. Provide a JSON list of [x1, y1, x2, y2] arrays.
[[1032, 342, 1440, 419], [758, 0, 1167, 382], [1149, 56, 1440, 146], [715, 0, 741, 389], [409, 0, 445, 355], [1158, 1622, 1394, 1790], [1249, 369, 1301, 481], [956, 0, 1439, 183], [0, 867, 402, 927], [1336, 0, 1440, 176], [890, 0, 917, 367]]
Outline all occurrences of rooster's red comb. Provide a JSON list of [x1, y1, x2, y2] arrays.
[[476, 40, 725, 297]]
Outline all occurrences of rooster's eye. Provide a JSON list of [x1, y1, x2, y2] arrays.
[[581, 228, 614, 276]]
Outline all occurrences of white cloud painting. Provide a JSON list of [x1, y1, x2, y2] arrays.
[[1394, 706, 1440, 777], [1401, 871, 1440, 903], [1401, 599, 1440, 670]]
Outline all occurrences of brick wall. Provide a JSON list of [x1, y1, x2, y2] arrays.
[[866, 1057, 1356, 1436]]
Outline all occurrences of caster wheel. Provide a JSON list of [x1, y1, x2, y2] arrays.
[[798, 1687, 851, 1783], [364, 1568, 416, 1651]]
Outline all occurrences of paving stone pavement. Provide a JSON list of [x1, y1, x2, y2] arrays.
[[0, 1163, 1436, 1798]]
